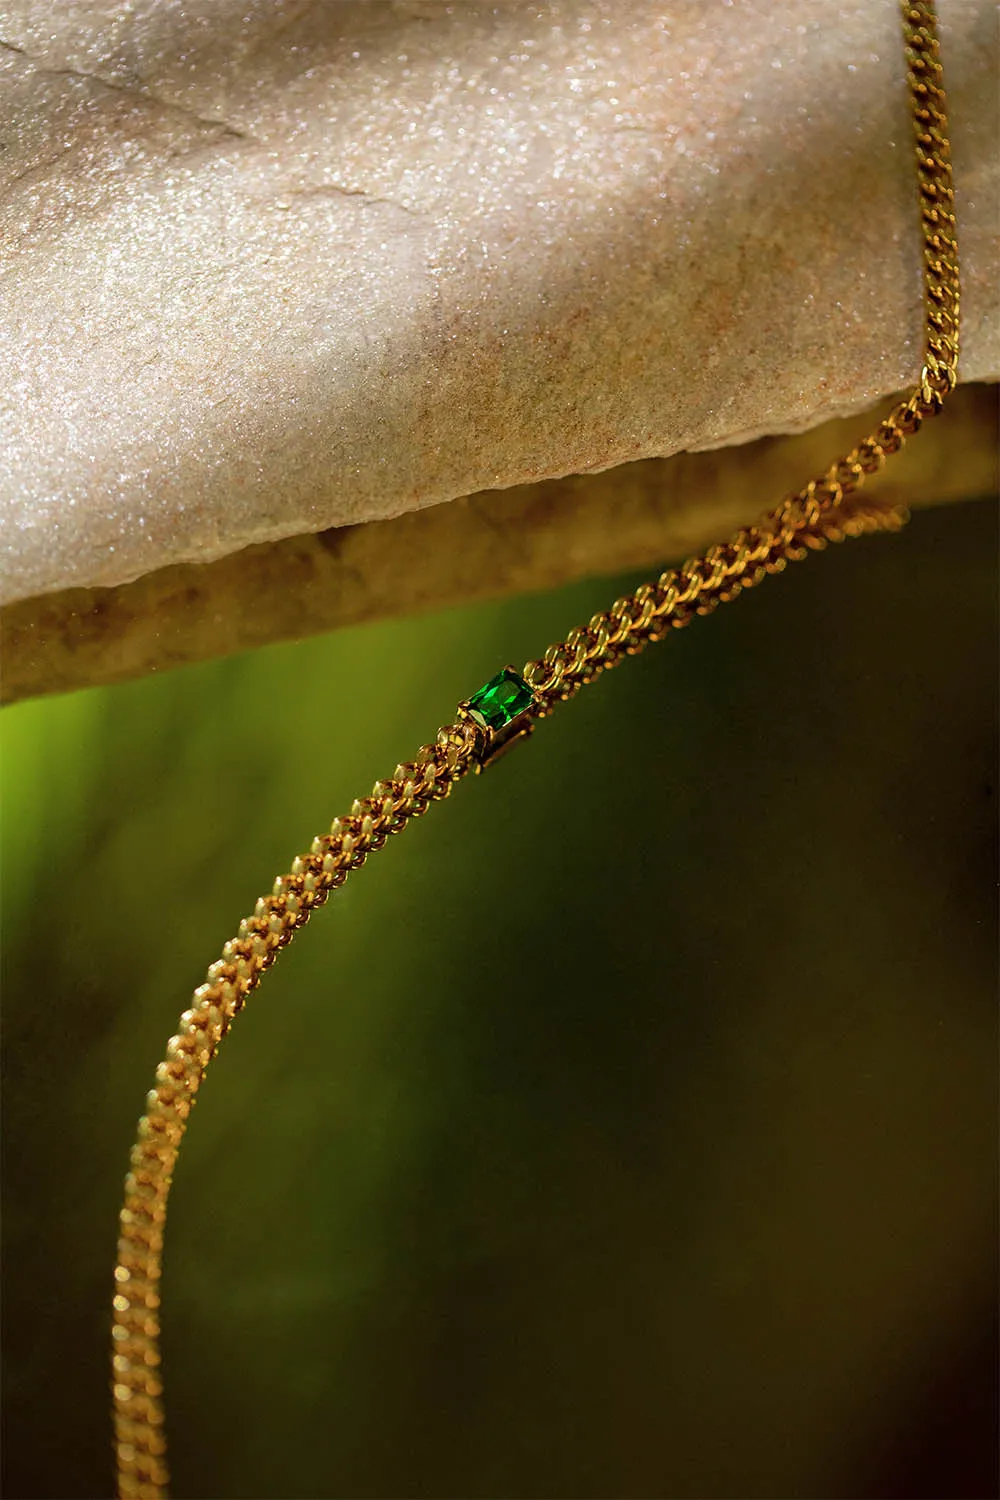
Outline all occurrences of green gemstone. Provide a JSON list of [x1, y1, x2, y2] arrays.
[[468, 668, 535, 731]]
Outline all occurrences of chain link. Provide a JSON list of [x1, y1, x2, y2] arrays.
[[111, 5, 959, 1495], [522, 1, 958, 708], [111, 720, 484, 1499]]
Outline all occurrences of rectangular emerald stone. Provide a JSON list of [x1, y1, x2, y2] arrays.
[[467, 668, 535, 731]]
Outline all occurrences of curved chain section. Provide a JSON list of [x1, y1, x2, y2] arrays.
[[522, 495, 910, 707], [523, 0, 959, 710], [112, 719, 483, 1498], [112, 4, 957, 1496]]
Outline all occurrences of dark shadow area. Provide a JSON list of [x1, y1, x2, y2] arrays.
[[2, 497, 997, 1499]]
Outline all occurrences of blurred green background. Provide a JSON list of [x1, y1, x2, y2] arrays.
[[2, 498, 996, 1500]]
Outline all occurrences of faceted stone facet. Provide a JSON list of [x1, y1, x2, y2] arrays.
[[468, 668, 534, 731]]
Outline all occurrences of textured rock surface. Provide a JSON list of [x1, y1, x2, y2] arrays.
[[0, 0, 997, 606], [3, 384, 995, 705]]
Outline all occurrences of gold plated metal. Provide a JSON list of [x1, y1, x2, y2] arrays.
[[111, 7, 960, 1496], [473, 714, 536, 770]]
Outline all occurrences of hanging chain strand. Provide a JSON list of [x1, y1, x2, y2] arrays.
[[522, 2, 959, 708], [112, 6, 958, 1496]]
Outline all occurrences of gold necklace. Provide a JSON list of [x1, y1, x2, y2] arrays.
[[111, 5, 960, 1495]]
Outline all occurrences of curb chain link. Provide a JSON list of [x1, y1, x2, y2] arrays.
[[522, 4, 958, 708]]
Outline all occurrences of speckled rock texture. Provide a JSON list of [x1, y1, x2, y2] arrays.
[[3, 384, 995, 706], [0, 0, 997, 606]]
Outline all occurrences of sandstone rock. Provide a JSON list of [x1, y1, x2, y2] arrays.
[[1, 0, 996, 608]]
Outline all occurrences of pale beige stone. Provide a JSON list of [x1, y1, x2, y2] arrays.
[[2, 384, 995, 706], [0, 0, 997, 607]]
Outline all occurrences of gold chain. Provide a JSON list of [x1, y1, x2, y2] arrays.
[[111, 6, 959, 1495]]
